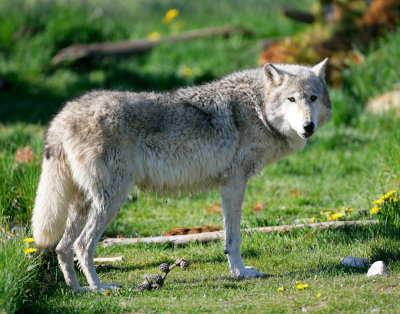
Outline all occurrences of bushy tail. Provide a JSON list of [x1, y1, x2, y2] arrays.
[[32, 157, 76, 249]]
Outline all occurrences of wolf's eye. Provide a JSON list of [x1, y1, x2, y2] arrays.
[[288, 97, 295, 102], [310, 95, 317, 101]]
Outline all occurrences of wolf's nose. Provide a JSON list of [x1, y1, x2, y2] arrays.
[[303, 121, 315, 132]]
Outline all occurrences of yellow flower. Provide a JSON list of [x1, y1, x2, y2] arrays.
[[182, 67, 192, 77], [104, 289, 111, 296], [385, 190, 397, 197], [393, 198, 398, 203], [316, 293, 321, 298], [320, 211, 331, 216], [295, 281, 300, 284], [277, 286, 284, 292], [340, 206, 352, 212], [370, 206, 381, 214], [309, 217, 316, 223], [147, 32, 161, 41], [372, 199, 384, 205], [296, 283, 309, 290], [162, 9, 180, 24], [328, 212, 344, 221], [24, 248, 37, 254], [24, 238, 34, 243]]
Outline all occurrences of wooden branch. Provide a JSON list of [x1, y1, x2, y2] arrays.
[[102, 220, 379, 247], [93, 256, 125, 263], [52, 25, 253, 65], [283, 9, 316, 24]]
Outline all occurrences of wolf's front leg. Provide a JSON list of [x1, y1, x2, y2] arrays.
[[221, 170, 265, 278]]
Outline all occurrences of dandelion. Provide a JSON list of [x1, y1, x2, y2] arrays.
[[104, 289, 111, 296], [393, 198, 398, 203], [381, 195, 390, 201], [309, 217, 316, 223], [327, 212, 344, 221], [385, 190, 397, 197], [277, 285, 284, 292], [372, 199, 384, 205], [24, 248, 37, 254], [370, 206, 381, 214], [147, 32, 161, 41], [295, 283, 309, 290], [320, 211, 331, 216], [162, 9, 180, 24], [182, 67, 192, 77], [316, 293, 321, 298], [24, 238, 34, 243], [345, 207, 353, 212]]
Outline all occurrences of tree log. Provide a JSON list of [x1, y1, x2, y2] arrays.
[[52, 25, 253, 65], [102, 220, 379, 247]]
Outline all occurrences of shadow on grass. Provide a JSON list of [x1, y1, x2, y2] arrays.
[[368, 238, 400, 264], [1, 62, 216, 124], [276, 263, 368, 281]]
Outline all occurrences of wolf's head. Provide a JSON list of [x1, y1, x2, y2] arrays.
[[262, 59, 332, 140]]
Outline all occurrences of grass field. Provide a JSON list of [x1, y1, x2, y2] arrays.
[[1, 0, 400, 312]]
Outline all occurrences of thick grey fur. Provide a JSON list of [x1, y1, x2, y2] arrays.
[[32, 59, 331, 292]]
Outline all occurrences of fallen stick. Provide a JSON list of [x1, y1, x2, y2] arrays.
[[52, 25, 253, 65], [102, 220, 379, 247], [93, 256, 125, 263], [283, 9, 315, 24]]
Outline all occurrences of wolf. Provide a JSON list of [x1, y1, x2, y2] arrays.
[[32, 59, 331, 292]]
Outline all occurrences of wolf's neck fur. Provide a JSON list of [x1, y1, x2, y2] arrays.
[[172, 68, 305, 173]]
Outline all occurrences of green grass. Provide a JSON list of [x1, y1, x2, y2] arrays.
[[25, 224, 400, 312], [0, 0, 310, 123], [0, 226, 42, 313], [1, 0, 400, 312]]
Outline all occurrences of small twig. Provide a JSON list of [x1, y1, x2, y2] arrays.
[[93, 256, 125, 263], [137, 257, 190, 291], [74, 256, 125, 263]]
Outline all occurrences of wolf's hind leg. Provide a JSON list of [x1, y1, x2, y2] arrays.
[[55, 192, 89, 292], [73, 175, 132, 292], [222, 169, 265, 278]]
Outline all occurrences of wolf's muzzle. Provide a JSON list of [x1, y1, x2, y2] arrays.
[[303, 121, 315, 138]]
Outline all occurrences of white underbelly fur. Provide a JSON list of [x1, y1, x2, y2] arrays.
[[133, 141, 235, 193]]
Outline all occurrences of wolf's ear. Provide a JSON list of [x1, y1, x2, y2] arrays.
[[264, 63, 285, 86], [312, 58, 328, 80]]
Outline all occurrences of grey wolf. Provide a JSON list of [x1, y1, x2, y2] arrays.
[[32, 59, 331, 292]]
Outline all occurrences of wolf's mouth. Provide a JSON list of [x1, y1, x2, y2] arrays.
[[299, 131, 314, 139]]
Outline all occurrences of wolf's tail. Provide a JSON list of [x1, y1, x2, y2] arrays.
[[32, 155, 76, 249]]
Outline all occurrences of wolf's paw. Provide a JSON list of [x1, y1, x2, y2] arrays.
[[237, 266, 266, 279]]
